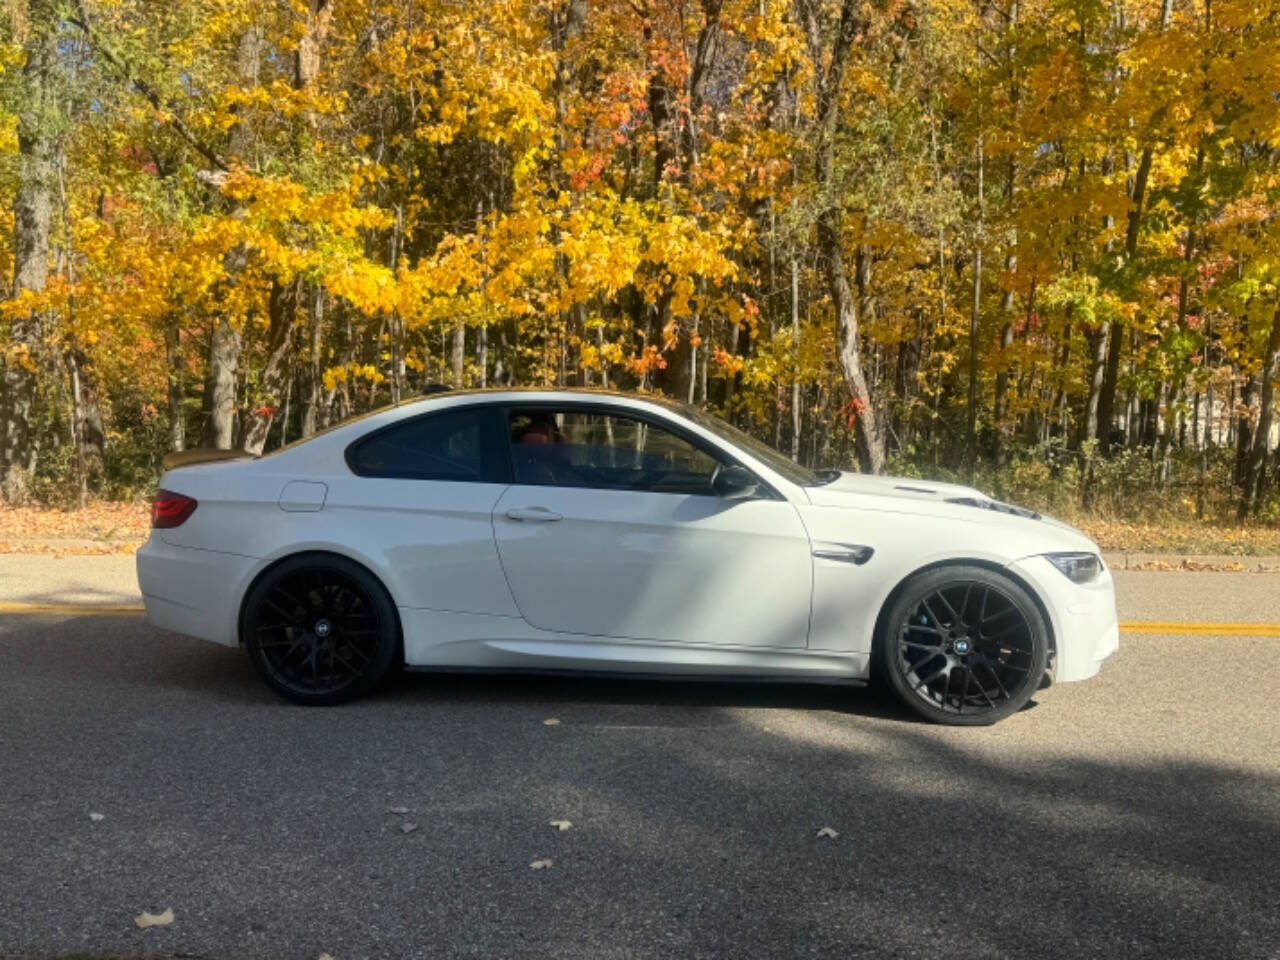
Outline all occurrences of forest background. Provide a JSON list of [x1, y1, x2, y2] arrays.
[[1, 0, 1279, 552]]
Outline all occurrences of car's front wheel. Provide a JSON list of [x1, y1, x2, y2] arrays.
[[242, 554, 399, 705], [875, 565, 1049, 725]]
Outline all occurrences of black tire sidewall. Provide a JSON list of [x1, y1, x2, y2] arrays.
[[874, 565, 1049, 726], [241, 553, 400, 706]]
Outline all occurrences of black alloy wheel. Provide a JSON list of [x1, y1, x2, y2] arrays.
[[875, 565, 1048, 725], [242, 554, 399, 705]]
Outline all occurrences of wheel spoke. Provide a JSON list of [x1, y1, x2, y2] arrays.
[[981, 662, 1010, 701], [257, 636, 306, 651], [970, 668, 997, 708], [920, 596, 949, 630], [340, 643, 371, 667], [933, 589, 961, 625], [912, 662, 949, 691], [903, 639, 944, 651], [904, 623, 947, 638], [991, 647, 1033, 667], [980, 624, 1027, 646], [264, 597, 302, 624], [272, 585, 309, 611], [981, 604, 1020, 628]]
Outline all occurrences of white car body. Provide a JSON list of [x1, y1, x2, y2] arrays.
[[137, 390, 1118, 688]]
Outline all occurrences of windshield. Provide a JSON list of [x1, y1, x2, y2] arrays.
[[682, 405, 822, 486]]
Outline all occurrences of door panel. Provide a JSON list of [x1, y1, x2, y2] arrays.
[[327, 476, 518, 617], [492, 484, 813, 647]]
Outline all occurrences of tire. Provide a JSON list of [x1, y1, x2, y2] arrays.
[[873, 565, 1049, 726], [241, 553, 400, 706]]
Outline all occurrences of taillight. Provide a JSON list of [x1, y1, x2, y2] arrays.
[[151, 489, 198, 528]]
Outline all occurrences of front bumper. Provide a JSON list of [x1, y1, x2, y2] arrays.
[[1008, 555, 1119, 683], [136, 534, 260, 647]]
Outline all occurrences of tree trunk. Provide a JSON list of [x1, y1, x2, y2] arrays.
[[790, 255, 801, 460], [805, 0, 885, 473], [202, 318, 241, 448], [2, 0, 58, 502], [819, 218, 885, 473], [1241, 305, 1280, 518], [66, 341, 103, 474], [967, 131, 985, 476], [165, 321, 185, 451], [1098, 147, 1153, 456], [1235, 371, 1255, 488], [452, 320, 465, 387], [196, 24, 262, 449], [241, 280, 299, 454], [302, 287, 324, 436]]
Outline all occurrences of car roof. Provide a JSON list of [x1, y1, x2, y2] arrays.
[[412, 385, 683, 406], [372, 386, 696, 420], [263, 387, 693, 458]]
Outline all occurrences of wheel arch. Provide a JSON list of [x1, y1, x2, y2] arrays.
[[236, 548, 404, 650], [870, 557, 1057, 672]]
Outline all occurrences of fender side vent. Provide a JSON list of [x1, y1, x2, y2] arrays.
[[947, 496, 1041, 521]]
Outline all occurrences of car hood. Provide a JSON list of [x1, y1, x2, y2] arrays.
[[806, 472, 1099, 554], [809, 472, 992, 504]]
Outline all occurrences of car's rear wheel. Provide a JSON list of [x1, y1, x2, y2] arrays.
[[875, 565, 1048, 725], [242, 554, 399, 705]]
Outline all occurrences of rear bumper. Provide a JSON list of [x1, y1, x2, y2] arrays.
[[136, 534, 260, 647], [1008, 555, 1119, 683]]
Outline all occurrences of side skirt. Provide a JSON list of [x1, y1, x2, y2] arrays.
[[399, 607, 871, 680], [401, 664, 869, 688]]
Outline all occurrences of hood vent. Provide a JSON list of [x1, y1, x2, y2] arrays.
[[893, 484, 938, 495], [946, 496, 1041, 521]]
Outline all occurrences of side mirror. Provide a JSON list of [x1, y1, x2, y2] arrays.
[[712, 464, 761, 500]]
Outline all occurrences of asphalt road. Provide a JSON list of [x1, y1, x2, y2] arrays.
[[2, 573, 1279, 959]]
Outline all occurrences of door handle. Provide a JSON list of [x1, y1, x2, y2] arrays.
[[505, 506, 563, 522]]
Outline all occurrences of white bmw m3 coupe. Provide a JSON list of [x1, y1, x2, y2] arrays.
[[138, 388, 1118, 724]]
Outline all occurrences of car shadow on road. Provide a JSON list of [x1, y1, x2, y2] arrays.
[[0, 612, 1042, 721], [379, 667, 936, 722], [2, 618, 1276, 960]]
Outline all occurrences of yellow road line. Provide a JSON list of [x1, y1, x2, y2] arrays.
[[0, 602, 144, 617], [1120, 621, 1280, 636], [0, 603, 1277, 636]]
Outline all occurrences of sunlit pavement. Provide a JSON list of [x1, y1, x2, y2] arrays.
[[1, 599, 1278, 959]]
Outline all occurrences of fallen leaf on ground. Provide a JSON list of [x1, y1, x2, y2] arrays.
[[318, 954, 336, 960], [530, 859, 553, 870], [0, 502, 149, 542], [400, 822, 418, 834], [387, 806, 410, 814], [134, 907, 174, 929], [89, 812, 105, 822], [816, 826, 839, 839], [549, 820, 572, 831], [542, 718, 560, 726]]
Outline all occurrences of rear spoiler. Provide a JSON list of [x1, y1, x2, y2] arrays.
[[162, 448, 258, 471]]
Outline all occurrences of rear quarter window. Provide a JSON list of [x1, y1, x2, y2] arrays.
[[346, 407, 508, 482]]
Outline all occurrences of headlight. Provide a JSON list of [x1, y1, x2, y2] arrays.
[[1045, 552, 1102, 584]]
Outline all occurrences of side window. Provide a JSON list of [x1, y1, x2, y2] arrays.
[[508, 408, 722, 494], [348, 408, 506, 482]]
